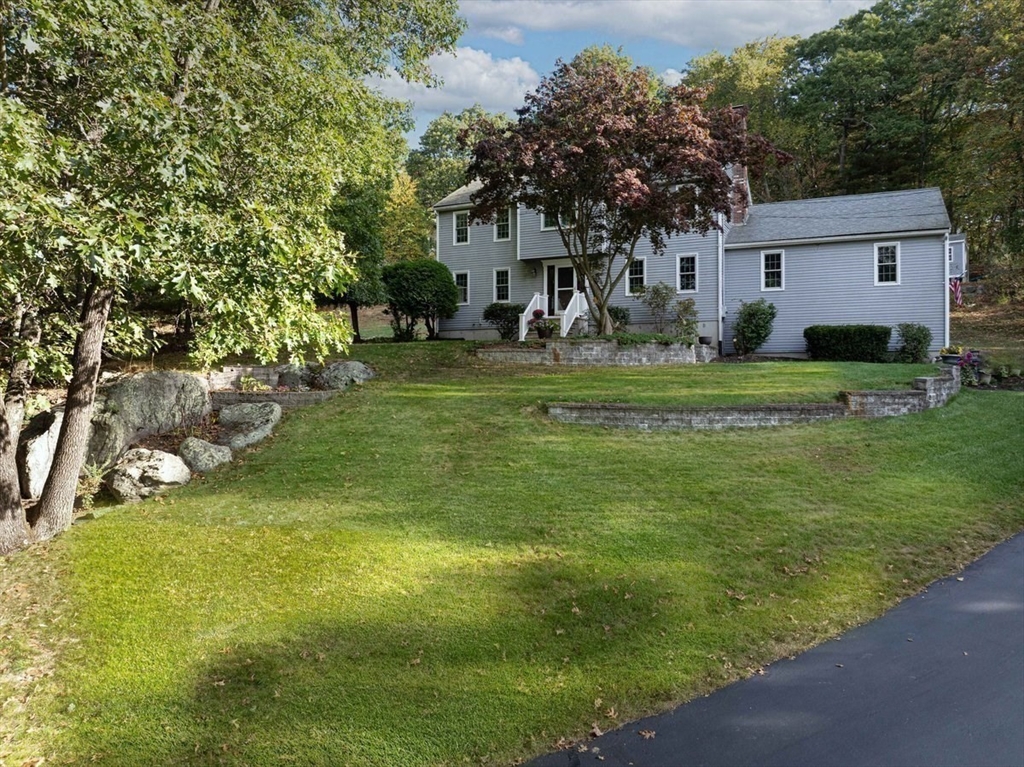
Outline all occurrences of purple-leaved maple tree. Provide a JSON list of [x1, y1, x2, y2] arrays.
[[466, 47, 779, 334]]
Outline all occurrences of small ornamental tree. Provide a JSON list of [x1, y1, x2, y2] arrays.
[[467, 47, 778, 334], [382, 260, 459, 340]]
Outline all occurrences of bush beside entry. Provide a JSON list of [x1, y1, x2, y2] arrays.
[[733, 299, 778, 355], [482, 302, 526, 341], [895, 322, 933, 363]]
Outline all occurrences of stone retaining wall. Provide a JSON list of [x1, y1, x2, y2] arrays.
[[548, 367, 960, 431], [208, 365, 279, 390], [477, 340, 715, 366], [548, 402, 847, 431], [211, 390, 337, 411]]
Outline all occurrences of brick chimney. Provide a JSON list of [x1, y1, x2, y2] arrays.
[[729, 105, 751, 226]]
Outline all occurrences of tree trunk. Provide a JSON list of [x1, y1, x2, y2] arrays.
[[347, 300, 362, 342], [0, 306, 42, 554], [30, 282, 114, 542]]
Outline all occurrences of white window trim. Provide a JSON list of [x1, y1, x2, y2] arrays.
[[761, 249, 785, 292], [493, 208, 511, 242], [625, 257, 646, 296], [493, 268, 511, 303], [453, 211, 470, 246], [541, 210, 570, 231], [453, 270, 470, 305], [676, 253, 699, 293], [874, 241, 901, 286]]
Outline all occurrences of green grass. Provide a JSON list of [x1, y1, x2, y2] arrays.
[[2, 350, 1022, 766]]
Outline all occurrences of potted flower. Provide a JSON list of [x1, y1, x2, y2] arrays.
[[957, 349, 979, 385], [527, 308, 557, 339], [939, 345, 963, 365]]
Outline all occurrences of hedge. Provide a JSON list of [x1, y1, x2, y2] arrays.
[[803, 324, 892, 362]]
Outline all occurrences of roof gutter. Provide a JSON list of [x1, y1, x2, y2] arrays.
[[724, 229, 950, 250]]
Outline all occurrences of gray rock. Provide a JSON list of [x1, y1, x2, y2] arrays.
[[179, 437, 232, 473], [88, 371, 211, 469], [105, 448, 191, 503], [16, 409, 64, 499], [274, 363, 317, 390], [216, 402, 282, 450], [313, 361, 374, 390]]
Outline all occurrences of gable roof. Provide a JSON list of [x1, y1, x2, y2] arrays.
[[725, 188, 950, 247], [433, 180, 483, 211]]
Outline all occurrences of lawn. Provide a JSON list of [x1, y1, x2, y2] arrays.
[[1, 348, 1022, 766]]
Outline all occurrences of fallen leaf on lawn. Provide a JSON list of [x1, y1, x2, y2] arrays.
[[639, 729, 656, 739], [606, 707, 618, 719], [590, 723, 603, 737]]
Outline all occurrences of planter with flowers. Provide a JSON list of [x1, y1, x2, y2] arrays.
[[527, 308, 558, 339], [939, 345, 963, 365]]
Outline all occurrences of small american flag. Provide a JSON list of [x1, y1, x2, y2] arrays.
[[950, 278, 963, 306]]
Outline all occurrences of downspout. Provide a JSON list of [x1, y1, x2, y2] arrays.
[[943, 231, 950, 350], [717, 213, 725, 357], [434, 211, 440, 260], [516, 203, 521, 262]]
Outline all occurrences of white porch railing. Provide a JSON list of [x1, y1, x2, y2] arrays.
[[561, 290, 589, 337], [519, 292, 548, 342]]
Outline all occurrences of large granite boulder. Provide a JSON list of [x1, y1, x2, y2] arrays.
[[274, 363, 317, 390], [179, 437, 232, 473], [313, 361, 374, 390], [216, 402, 281, 450], [16, 409, 64, 499], [105, 448, 191, 503], [88, 371, 211, 469]]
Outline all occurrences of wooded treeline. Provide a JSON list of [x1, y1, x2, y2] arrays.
[[680, 0, 1021, 294]]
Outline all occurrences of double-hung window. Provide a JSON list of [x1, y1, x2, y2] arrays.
[[677, 254, 698, 292], [875, 242, 900, 285], [762, 250, 784, 291], [626, 258, 646, 295], [494, 268, 510, 302], [494, 209, 511, 241], [542, 210, 570, 230], [453, 271, 469, 305], [454, 212, 469, 245]]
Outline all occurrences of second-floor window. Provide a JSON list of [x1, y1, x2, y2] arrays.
[[542, 210, 570, 230], [494, 209, 510, 241], [454, 212, 469, 245]]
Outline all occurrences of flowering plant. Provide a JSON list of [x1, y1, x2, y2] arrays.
[[939, 345, 963, 355], [527, 308, 557, 334], [957, 350, 979, 385]]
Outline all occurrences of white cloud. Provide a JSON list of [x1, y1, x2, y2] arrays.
[[462, 0, 875, 51], [661, 68, 685, 86], [370, 46, 540, 116], [480, 25, 526, 45]]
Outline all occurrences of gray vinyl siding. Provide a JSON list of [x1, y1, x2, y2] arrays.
[[607, 232, 720, 341], [722, 234, 947, 355], [518, 207, 569, 260], [437, 208, 546, 335]]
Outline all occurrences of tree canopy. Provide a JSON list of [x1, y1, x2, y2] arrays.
[[0, 0, 463, 553], [468, 48, 774, 333]]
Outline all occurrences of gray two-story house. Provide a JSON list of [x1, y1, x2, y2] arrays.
[[433, 181, 960, 356]]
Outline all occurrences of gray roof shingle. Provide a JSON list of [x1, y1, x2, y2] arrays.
[[433, 180, 482, 211], [725, 188, 950, 246]]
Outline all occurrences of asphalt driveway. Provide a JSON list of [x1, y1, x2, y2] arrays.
[[529, 533, 1024, 767]]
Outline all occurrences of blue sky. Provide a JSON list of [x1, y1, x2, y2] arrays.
[[372, 0, 875, 145]]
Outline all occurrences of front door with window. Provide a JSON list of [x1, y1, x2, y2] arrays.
[[546, 264, 579, 315]]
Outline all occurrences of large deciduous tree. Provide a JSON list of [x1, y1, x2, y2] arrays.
[[467, 48, 775, 334], [0, 0, 463, 554], [406, 105, 511, 209]]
